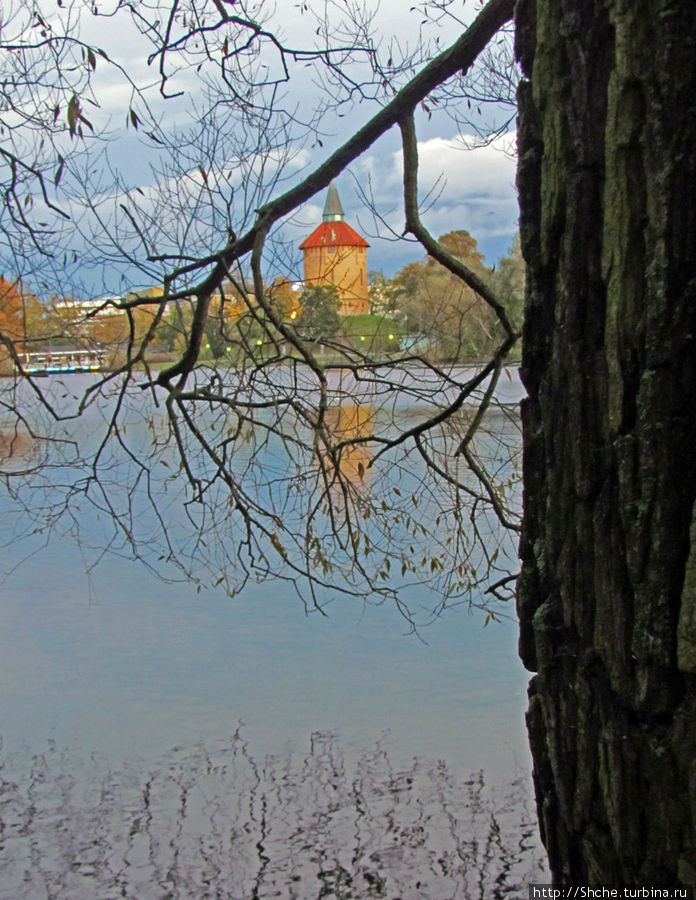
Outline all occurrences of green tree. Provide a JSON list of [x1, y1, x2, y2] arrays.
[[204, 297, 230, 359], [154, 301, 193, 353], [294, 284, 341, 341], [368, 271, 399, 317], [19, 291, 50, 345], [391, 230, 499, 361], [492, 234, 524, 331]]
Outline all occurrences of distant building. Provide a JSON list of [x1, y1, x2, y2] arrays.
[[299, 181, 370, 316], [53, 297, 121, 318]]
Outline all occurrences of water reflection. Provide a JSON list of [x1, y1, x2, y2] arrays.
[[0, 368, 540, 893], [323, 403, 374, 485], [0, 428, 37, 467], [0, 732, 547, 898]]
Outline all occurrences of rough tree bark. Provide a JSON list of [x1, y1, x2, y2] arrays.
[[516, 0, 696, 884]]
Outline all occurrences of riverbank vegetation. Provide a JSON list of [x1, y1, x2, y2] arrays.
[[0, 230, 524, 373]]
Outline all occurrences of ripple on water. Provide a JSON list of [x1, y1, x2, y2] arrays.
[[0, 732, 548, 899]]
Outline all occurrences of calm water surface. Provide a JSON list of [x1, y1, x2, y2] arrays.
[[0, 534, 529, 772], [0, 368, 548, 896]]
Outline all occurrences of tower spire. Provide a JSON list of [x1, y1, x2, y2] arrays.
[[322, 180, 345, 222]]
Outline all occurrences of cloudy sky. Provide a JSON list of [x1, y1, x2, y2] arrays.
[[300, 128, 518, 276], [256, 1, 520, 272], [25, 0, 519, 294]]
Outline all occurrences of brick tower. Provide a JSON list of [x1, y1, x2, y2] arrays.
[[299, 181, 370, 316]]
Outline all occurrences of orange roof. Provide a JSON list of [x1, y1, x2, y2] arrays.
[[300, 221, 369, 250]]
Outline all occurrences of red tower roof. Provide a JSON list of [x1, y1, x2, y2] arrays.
[[299, 220, 369, 250]]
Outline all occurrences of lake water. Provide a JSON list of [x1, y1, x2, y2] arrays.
[[0, 367, 548, 896]]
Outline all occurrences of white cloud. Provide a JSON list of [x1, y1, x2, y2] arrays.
[[410, 132, 517, 201], [284, 130, 519, 273]]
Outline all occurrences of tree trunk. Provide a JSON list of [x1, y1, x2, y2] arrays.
[[516, 0, 696, 883]]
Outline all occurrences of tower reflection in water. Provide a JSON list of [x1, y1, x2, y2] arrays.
[[322, 402, 374, 487]]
